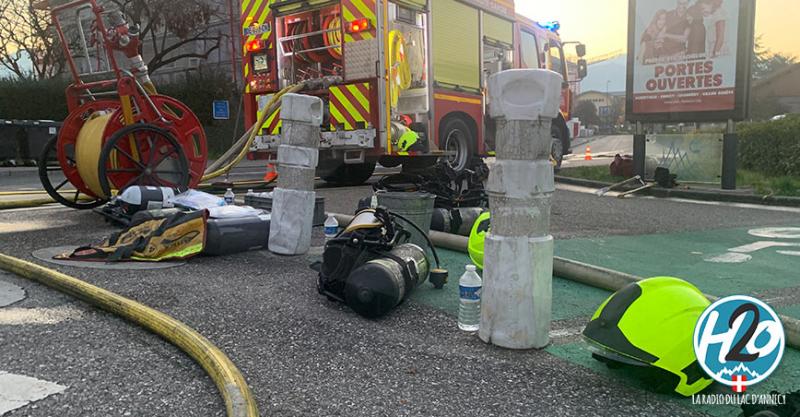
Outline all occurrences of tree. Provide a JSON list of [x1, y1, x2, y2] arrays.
[[752, 35, 797, 80], [574, 100, 601, 127], [109, 0, 227, 75], [0, 0, 66, 79]]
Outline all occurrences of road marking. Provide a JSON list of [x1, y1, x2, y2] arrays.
[[0, 372, 67, 415], [0, 280, 25, 307], [645, 197, 800, 214], [0, 205, 72, 214], [556, 183, 622, 197], [704, 252, 752, 264], [556, 183, 800, 213], [0, 306, 83, 325], [749, 227, 800, 239], [0, 220, 74, 234], [549, 326, 584, 340]]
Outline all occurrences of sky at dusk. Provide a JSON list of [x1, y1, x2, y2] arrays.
[[516, 0, 800, 60]]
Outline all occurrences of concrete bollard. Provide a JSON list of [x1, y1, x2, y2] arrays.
[[478, 69, 563, 349], [268, 93, 323, 256]]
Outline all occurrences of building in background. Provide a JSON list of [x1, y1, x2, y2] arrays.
[[750, 63, 800, 115]]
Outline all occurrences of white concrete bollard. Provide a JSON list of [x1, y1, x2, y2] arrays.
[[268, 93, 323, 256], [479, 69, 563, 349]]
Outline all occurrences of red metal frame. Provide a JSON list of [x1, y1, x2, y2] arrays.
[[43, 0, 208, 195]]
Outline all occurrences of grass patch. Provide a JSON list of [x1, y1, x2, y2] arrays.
[[737, 170, 800, 197], [558, 166, 620, 183]]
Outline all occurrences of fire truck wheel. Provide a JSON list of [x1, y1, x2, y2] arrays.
[[322, 162, 377, 186], [551, 123, 566, 170], [440, 117, 475, 174]]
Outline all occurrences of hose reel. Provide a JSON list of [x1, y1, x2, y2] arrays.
[[39, 94, 206, 209]]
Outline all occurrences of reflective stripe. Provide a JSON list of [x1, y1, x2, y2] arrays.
[[434, 93, 482, 105], [329, 83, 371, 130]]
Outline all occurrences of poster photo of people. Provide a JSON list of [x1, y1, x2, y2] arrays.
[[629, 0, 744, 116]]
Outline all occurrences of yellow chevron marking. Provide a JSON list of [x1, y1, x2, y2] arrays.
[[329, 103, 349, 130], [241, 0, 253, 15], [330, 87, 366, 123], [351, 0, 375, 22], [346, 84, 370, 111]]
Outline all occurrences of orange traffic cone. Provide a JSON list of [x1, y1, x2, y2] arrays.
[[264, 163, 278, 183], [584, 146, 593, 161]]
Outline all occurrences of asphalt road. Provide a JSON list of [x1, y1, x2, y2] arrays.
[[2, 176, 800, 416], [564, 135, 633, 168]]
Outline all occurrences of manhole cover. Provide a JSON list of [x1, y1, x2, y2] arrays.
[[32, 246, 185, 270]]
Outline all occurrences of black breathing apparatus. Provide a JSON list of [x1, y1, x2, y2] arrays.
[[317, 207, 448, 318]]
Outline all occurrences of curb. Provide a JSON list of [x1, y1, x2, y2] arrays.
[[554, 176, 619, 190], [555, 175, 800, 208], [0, 167, 39, 178], [649, 187, 800, 207]]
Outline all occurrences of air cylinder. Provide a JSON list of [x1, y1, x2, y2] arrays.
[[344, 243, 429, 318]]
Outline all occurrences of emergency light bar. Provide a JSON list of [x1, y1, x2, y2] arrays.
[[347, 18, 371, 34], [538, 21, 560, 32]]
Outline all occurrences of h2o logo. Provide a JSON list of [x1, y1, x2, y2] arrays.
[[693, 296, 785, 392]]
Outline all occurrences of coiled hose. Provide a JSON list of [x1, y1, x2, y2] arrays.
[[0, 252, 260, 417]]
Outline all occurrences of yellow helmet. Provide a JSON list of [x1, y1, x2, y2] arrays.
[[397, 128, 420, 152], [468, 211, 490, 269]]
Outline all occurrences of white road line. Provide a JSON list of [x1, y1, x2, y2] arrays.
[[556, 183, 800, 213], [549, 326, 584, 340], [0, 306, 83, 325], [0, 372, 67, 415], [0, 204, 72, 214], [0, 280, 25, 307], [556, 183, 622, 197]]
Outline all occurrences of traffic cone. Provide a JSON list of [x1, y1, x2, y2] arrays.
[[584, 146, 593, 161], [264, 163, 278, 183]]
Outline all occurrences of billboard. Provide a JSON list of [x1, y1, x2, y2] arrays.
[[626, 0, 756, 122]]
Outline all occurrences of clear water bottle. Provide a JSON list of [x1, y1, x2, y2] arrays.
[[324, 214, 339, 239], [246, 189, 255, 197], [224, 188, 235, 205], [458, 265, 482, 331]]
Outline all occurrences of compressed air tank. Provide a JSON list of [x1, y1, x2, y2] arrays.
[[344, 243, 429, 318]]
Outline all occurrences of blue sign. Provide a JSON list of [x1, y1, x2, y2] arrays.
[[213, 100, 230, 120], [693, 295, 785, 392]]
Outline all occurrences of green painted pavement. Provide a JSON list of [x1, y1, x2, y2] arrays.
[[555, 226, 800, 300], [413, 235, 800, 417], [413, 248, 610, 321]]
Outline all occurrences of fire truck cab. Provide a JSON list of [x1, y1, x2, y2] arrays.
[[242, 0, 585, 184]]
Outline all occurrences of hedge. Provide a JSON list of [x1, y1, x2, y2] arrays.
[[0, 77, 69, 121], [739, 115, 800, 177], [0, 69, 244, 158]]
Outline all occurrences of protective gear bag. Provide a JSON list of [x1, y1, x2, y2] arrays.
[[56, 210, 208, 262]]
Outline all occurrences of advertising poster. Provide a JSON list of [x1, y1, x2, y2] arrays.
[[626, 0, 755, 121]]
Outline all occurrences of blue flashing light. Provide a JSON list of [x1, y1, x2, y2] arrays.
[[538, 21, 561, 32]]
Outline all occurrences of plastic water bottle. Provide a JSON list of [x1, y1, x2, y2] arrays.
[[324, 214, 339, 239], [246, 189, 255, 197], [458, 265, 482, 331], [224, 188, 235, 205]]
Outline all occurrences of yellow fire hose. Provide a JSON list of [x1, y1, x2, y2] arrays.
[[0, 252, 259, 417], [201, 83, 305, 182]]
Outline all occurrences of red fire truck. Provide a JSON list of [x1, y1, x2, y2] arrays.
[[241, 0, 586, 184]]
